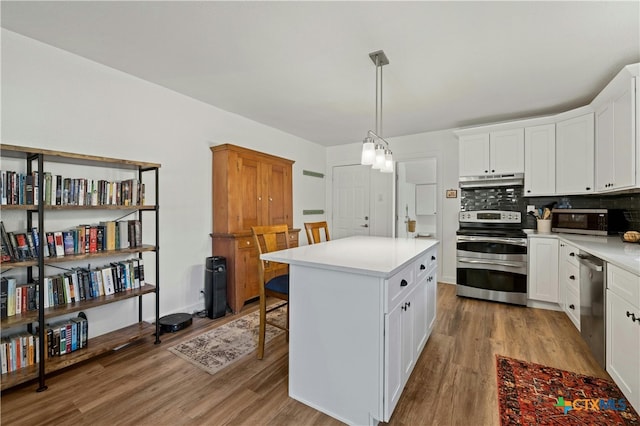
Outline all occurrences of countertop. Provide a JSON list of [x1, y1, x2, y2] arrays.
[[261, 235, 440, 278], [526, 230, 640, 275]]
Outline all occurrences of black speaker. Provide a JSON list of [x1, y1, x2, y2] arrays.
[[205, 256, 227, 319]]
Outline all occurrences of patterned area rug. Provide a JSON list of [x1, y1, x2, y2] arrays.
[[497, 355, 639, 425], [168, 302, 287, 375]]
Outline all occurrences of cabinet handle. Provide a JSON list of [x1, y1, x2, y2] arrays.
[[484, 170, 488, 173], [361, 224, 369, 228], [269, 197, 273, 202], [406, 301, 411, 308], [569, 252, 575, 257], [491, 169, 495, 173], [401, 305, 407, 311], [569, 304, 575, 310], [420, 264, 426, 270], [569, 275, 575, 280], [586, 187, 591, 191], [400, 279, 408, 287], [527, 190, 531, 193], [627, 311, 637, 322], [431, 255, 436, 261]]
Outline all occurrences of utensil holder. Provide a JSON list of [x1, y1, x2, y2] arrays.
[[407, 220, 416, 233], [537, 219, 551, 233]]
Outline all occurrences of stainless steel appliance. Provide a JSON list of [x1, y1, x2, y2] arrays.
[[577, 252, 606, 368], [458, 172, 524, 189], [551, 208, 628, 236], [456, 210, 528, 305]]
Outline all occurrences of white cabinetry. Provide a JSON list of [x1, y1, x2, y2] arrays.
[[595, 74, 637, 192], [524, 124, 556, 196], [271, 237, 439, 425], [528, 237, 559, 303], [559, 241, 580, 329], [606, 264, 640, 412], [385, 246, 437, 418], [459, 129, 524, 177], [555, 113, 594, 194]]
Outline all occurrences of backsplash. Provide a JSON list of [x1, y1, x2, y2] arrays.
[[461, 186, 526, 212], [525, 193, 640, 230]]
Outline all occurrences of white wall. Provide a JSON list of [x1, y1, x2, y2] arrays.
[[1, 30, 326, 337], [326, 130, 459, 284]]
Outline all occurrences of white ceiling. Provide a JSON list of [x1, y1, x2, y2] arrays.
[[2, 1, 639, 147]]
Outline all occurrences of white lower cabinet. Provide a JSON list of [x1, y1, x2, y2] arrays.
[[528, 237, 559, 303], [384, 247, 437, 420], [606, 264, 640, 412]]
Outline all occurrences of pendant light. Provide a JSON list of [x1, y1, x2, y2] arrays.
[[360, 50, 393, 173]]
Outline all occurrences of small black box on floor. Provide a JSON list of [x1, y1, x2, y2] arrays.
[[158, 313, 192, 333], [205, 256, 227, 319]]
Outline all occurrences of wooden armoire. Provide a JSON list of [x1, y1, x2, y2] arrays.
[[211, 144, 299, 313]]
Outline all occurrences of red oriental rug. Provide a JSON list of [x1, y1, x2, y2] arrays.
[[496, 355, 639, 425]]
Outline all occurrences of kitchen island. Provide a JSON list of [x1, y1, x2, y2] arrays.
[[261, 236, 439, 425]]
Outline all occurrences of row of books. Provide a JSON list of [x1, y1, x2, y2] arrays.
[[1, 315, 88, 374], [0, 220, 142, 263], [0, 170, 145, 206], [1, 331, 40, 374], [0, 259, 145, 319]]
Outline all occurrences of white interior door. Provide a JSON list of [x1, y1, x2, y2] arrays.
[[332, 164, 370, 239]]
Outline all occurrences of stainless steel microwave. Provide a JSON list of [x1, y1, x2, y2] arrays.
[[551, 209, 628, 236]]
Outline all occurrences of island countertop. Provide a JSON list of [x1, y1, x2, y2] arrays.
[[261, 235, 439, 278]]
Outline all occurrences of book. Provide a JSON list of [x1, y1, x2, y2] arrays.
[[25, 232, 37, 258], [14, 233, 31, 260], [88, 227, 98, 253], [53, 231, 65, 258], [8, 232, 20, 260], [44, 172, 52, 205], [46, 232, 56, 257], [55, 175, 62, 205], [101, 266, 115, 295], [0, 277, 8, 319], [0, 221, 14, 262], [15, 285, 22, 314], [63, 231, 75, 256], [31, 227, 44, 258], [6, 278, 16, 316], [25, 173, 34, 205]]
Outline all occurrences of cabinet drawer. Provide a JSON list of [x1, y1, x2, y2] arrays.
[[236, 237, 255, 249], [565, 285, 580, 330], [563, 261, 580, 294], [386, 264, 415, 312], [560, 242, 579, 267], [607, 264, 640, 309], [415, 248, 437, 281]]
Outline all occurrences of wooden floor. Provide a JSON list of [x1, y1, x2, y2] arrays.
[[1, 283, 608, 425]]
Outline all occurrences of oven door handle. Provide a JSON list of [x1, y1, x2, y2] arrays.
[[457, 235, 528, 246], [458, 258, 525, 268]]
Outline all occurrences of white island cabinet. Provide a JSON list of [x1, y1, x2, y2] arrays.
[[261, 236, 439, 425]]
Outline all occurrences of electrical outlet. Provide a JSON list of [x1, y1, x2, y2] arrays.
[[527, 205, 536, 213]]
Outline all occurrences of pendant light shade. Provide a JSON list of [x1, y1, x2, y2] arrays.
[[361, 137, 375, 165], [360, 50, 393, 173]]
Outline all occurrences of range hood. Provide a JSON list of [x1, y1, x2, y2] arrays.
[[459, 173, 524, 188]]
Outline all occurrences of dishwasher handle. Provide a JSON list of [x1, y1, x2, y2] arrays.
[[576, 253, 604, 272]]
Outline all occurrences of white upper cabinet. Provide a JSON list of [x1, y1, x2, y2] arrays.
[[555, 113, 594, 194], [595, 75, 637, 192], [459, 133, 490, 176], [459, 129, 524, 177], [524, 124, 556, 196]]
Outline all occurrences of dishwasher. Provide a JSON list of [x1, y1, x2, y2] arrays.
[[577, 251, 606, 369]]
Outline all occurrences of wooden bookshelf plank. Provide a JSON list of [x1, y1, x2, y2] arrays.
[[0, 322, 154, 391], [0, 204, 156, 210], [0, 244, 157, 270], [0, 144, 160, 170], [1, 284, 156, 328]]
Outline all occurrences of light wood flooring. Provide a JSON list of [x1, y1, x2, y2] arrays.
[[1, 283, 608, 425]]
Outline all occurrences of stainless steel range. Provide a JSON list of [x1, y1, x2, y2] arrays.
[[456, 210, 528, 305]]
